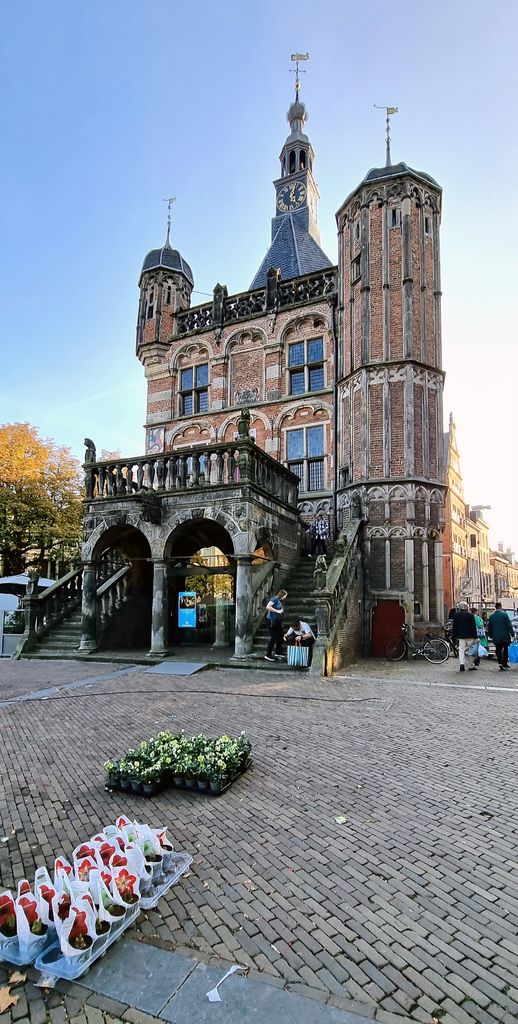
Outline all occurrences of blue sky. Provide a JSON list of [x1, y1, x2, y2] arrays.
[[1, 0, 517, 554]]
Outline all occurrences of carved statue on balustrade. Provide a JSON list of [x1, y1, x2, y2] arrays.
[[237, 408, 251, 438], [313, 554, 328, 591], [84, 438, 96, 463]]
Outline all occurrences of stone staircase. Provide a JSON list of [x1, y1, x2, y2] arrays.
[[251, 556, 316, 664], [24, 609, 82, 657]]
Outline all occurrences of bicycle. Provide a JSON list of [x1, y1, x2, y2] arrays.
[[385, 624, 449, 664], [443, 630, 458, 658]]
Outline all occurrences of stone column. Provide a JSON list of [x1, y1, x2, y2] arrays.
[[149, 559, 169, 656], [79, 562, 98, 652], [212, 599, 227, 648], [434, 539, 444, 624], [422, 541, 430, 622], [232, 556, 253, 658]]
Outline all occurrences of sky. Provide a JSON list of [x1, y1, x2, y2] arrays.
[[1, 0, 517, 552]]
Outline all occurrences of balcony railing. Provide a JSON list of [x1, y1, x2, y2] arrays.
[[84, 438, 299, 508], [175, 268, 337, 336]]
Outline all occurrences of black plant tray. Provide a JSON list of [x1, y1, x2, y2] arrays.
[[105, 759, 253, 798]]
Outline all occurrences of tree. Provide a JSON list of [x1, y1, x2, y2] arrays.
[[0, 423, 83, 577]]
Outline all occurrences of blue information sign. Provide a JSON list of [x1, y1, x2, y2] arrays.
[[178, 591, 197, 628]]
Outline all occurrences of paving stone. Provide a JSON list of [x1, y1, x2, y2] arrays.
[[77, 939, 196, 1016], [160, 962, 374, 1023]]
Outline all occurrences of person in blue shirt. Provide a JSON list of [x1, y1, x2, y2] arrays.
[[264, 589, 287, 662]]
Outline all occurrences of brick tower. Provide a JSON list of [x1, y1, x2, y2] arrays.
[[335, 144, 446, 646]]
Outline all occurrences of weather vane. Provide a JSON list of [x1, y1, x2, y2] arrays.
[[374, 105, 398, 166], [290, 52, 309, 100], [162, 195, 176, 246]]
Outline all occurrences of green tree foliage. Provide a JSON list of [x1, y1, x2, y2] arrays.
[[0, 423, 83, 576]]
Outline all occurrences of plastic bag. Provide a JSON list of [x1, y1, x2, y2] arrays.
[[467, 641, 479, 657], [478, 644, 488, 658], [509, 643, 518, 665], [287, 644, 309, 667]]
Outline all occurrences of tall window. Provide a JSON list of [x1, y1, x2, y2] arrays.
[[286, 424, 325, 491], [146, 288, 154, 319], [288, 337, 324, 395], [179, 363, 209, 415]]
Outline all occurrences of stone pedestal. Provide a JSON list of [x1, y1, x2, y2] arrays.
[[149, 559, 169, 656], [232, 556, 254, 658], [212, 599, 227, 648], [79, 562, 98, 652]]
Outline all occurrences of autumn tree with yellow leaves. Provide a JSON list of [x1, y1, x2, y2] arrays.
[[0, 423, 83, 577]]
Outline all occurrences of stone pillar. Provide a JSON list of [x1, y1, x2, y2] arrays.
[[212, 599, 227, 648], [79, 562, 98, 652], [149, 559, 169, 656], [422, 541, 430, 622], [434, 539, 444, 625], [232, 556, 254, 658]]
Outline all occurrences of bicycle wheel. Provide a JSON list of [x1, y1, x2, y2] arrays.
[[386, 637, 406, 661], [423, 638, 449, 664]]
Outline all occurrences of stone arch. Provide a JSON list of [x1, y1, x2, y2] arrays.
[[223, 326, 268, 358], [279, 311, 331, 355], [388, 484, 408, 501], [274, 398, 331, 433], [166, 422, 215, 448], [169, 341, 212, 373], [87, 523, 153, 650]]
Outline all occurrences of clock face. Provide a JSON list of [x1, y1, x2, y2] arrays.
[[276, 180, 307, 213]]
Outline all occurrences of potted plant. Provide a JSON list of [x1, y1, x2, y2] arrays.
[[103, 760, 120, 790], [0, 894, 16, 939], [118, 757, 132, 792], [142, 765, 162, 796]]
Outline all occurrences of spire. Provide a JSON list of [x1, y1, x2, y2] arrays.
[[288, 53, 309, 136], [290, 51, 309, 102], [374, 105, 398, 166], [162, 195, 176, 248]]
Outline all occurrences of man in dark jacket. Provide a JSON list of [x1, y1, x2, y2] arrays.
[[452, 601, 478, 672], [488, 603, 514, 670]]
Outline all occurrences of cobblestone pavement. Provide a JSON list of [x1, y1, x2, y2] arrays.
[[1, 655, 518, 1023]]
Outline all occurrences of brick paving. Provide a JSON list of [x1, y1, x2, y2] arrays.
[[0, 655, 518, 1023]]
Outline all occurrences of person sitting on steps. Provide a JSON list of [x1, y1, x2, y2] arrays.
[[284, 619, 316, 666]]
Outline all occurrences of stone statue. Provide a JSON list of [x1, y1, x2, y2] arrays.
[[84, 438, 96, 463], [313, 554, 328, 591], [25, 568, 40, 596], [237, 408, 251, 439]]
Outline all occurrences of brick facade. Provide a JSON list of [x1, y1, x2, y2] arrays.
[[135, 107, 447, 646]]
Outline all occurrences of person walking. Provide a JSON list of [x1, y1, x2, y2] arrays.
[[473, 610, 488, 666], [264, 589, 287, 662], [311, 513, 330, 557], [284, 618, 316, 666], [488, 603, 514, 670], [452, 601, 478, 672]]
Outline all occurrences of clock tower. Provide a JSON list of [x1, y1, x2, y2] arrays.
[[250, 84, 331, 288]]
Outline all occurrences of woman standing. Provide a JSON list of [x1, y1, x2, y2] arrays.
[[265, 589, 287, 662]]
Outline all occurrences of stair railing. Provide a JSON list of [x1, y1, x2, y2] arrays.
[[310, 519, 362, 675], [97, 564, 131, 633], [16, 566, 84, 656], [251, 559, 277, 631]]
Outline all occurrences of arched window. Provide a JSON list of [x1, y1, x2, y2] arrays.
[[299, 150, 306, 170], [289, 150, 296, 174], [146, 287, 154, 319]]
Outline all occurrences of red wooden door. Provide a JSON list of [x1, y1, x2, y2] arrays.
[[371, 601, 405, 656]]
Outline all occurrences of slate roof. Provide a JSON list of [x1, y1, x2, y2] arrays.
[[250, 214, 333, 289], [363, 162, 440, 189], [140, 245, 194, 285]]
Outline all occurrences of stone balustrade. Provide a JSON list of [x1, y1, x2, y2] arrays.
[[84, 438, 299, 508], [175, 267, 337, 337]]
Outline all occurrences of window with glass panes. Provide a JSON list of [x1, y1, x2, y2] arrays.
[[288, 337, 324, 395], [179, 363, 209, 415], [286, 424, 325, 491]]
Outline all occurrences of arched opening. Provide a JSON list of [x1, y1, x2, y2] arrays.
[[165, 519, 235, 648], [299, 150, 306, 170], [289, 150, 296, 174], [92, 525, 152, 650]]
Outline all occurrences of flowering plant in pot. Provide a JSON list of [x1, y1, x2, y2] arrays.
[[141, 764, 162, 796], [0, 893, 16, 938], [103, 760, 121, 790]]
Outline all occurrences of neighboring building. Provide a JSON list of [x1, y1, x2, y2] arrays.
[[443, 415, 468, 612], [490, 545, 518, 610], [26, 82, 448, 663], [466, 508, 494, 611]]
